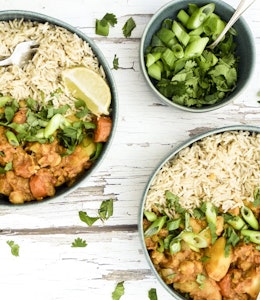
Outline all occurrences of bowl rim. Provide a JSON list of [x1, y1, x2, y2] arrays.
[[0, 10, 118, 206], [138, 124, 260, 299], [139, 0, 256, 112]]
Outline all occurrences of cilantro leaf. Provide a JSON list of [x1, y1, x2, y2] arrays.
[[112, 281, 125, 300], [113, 54, 119, 70], [148, 288, 158, 300], [103, 13, 117, 26], [98, 199, 113, 221], [79, 211, 99, 226], [122, 17, 136, 38], [71, 237, 87, 248], [6, 240, 20, 256]]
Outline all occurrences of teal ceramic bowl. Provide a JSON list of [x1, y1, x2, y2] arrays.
[[139, 124, 260, 299], [0, 10, 118, 205], [140, 0, 255, 112]]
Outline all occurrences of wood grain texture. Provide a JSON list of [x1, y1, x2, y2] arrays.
[[0, 0, 260, 299]]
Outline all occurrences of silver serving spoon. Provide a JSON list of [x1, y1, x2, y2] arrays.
[[208, 0, 256, 50], [0, 40, 39, 68]]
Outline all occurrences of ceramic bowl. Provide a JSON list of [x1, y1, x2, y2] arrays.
[[139, 0, 255, 112], [0, 10, 118, 204], [139, 124, 260, 299]]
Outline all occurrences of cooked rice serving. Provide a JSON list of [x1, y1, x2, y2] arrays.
[[145, 131, 260, 214], [0, 19, 105, 112]]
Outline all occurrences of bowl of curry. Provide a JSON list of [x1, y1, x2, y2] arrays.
[[0, 10, 118, 204], [139, 125, 260, 300]]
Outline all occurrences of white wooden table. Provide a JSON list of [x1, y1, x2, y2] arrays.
[[0, 0, 259, 299]]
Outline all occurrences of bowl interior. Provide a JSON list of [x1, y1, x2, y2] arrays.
[[140, 0, 255, 112], [139, 124, 260, 299], [0, 10, 118, 205]]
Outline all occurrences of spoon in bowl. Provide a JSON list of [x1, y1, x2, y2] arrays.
[[0, 40, 39, 68], [208, 0, 256, 50]]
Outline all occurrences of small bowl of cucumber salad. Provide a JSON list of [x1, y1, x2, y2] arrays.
[[139, 0, 255, 112]]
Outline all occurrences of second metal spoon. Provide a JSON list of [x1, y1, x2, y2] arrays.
[[208, 0, 256, 50]]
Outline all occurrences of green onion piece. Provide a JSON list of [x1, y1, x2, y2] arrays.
[[205, 202, 218, 244], [44, 113, 63, 138], [172, 21, 190, 46], [162, 18, 173, 29], [5, 130, 19, 146], [90, 142, 103, 161], [241, 206, 259, 230], [241, 229, 260, 244], [181, 231, 208, 248], [227, 215, 246, 230], [169, 239, 181, 254], [156, 28, 175, 46], [203, 13, 225, 39], [188, 3, 198, 15], [95, 19, 109, 36], [157, 238, 165, 253], [148, 63, 162, 81], [146, 52, 162, 68], [177, 9, 190, 26], [186, 3, 215, 30], [144, 211, 157, 222], [144, 216, 167, 237], [171, 43, 184, 59], [161, 48, 176, 69], [184, 37, 209, 58]]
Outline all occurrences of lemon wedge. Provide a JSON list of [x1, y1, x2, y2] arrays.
[[62, 67, 111, 116]]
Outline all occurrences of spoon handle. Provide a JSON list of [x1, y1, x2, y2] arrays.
[[208, 0, 256, 49]]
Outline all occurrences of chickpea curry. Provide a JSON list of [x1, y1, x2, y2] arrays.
[[143, 190, 260, 300], [0, 97, 112, 204]]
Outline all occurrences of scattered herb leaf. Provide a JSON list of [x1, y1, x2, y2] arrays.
[[113, 54, 119, 70], [6, 240, 20, 257], [148, 288, 158, 300], [79, 211, 99, 226], [98, 199, 113, 221], [71, 237, 87, 248], [122, 17, 136, 38], [112, 281, 125, 300]]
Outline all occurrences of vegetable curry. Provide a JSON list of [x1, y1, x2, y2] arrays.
[[143, 191, 260, 300], [0, 97, 112, 204]]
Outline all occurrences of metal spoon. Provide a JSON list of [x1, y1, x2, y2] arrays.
[[208, 0, 256, 50], [0, 40, 39, 68]]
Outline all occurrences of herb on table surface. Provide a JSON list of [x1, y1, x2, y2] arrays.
[[122, 17, 136, 37], [113, 54, 119, 70], [112, 281, 125, 300], [95, 13, 118, 36], [6, 240, 20, 257], [71, 237, 87, 248], [79, 199, 114, 226], [148, 288, 158, 300]]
